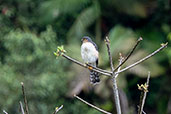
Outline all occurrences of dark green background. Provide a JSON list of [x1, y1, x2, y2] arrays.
[[0, 0, 170, 114]]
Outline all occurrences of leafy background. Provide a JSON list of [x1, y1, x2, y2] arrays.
[[0, 0, 170, 114]]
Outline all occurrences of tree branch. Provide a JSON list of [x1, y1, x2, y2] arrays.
[[54, 40, 167, 114], [105, 37, 122, 114], [137, 106, 146, 114], [114, 37, 143, 72], [53, 105, 63, 114], [115, 42, 168, 74], [19, 101, 25, 114], [74, 95, 112, 114], [21, 82, 29, 114], [105, 36, 115, 71], [3, 110, 8, 114], [86, 63, 112, 74], [137, 72, 150, 114], [115, 54, 124, 78], [61, 53, 112, 76]]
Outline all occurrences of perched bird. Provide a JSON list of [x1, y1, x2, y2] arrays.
[[81, 36, 100, 84]]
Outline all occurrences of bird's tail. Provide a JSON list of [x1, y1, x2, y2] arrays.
[[90, 70, 100, 85]]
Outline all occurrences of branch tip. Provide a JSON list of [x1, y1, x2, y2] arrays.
[[21, 82, 24, 85], [161, 42, 168, 47], [138, 37, 143, 41], [54, 45, 66, 58]]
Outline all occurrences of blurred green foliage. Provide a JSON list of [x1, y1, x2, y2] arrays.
[[0, 0, 170, 114]]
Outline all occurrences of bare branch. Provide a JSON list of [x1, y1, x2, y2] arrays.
[[138, 72, 151, 114], [53, 105, 63, 114], [86, 63, 112, 74], [21, 82, 29, 114], [114, 37, 143, 72], [105, 36, 122, 114], [115, 43, 168, 74], [105, 36, 115, 71], [137, 106, 146, 114], [115, 54, 124, 78], [112, 54, 123, 114], [3, 110, 8, 114], [19, 101, 25, 114], [61, 53, 112, 76], [74, 95, 112, 114]]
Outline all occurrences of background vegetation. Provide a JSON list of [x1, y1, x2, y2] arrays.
[[0, 0, 170, 114]]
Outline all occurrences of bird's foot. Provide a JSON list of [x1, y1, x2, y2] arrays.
[[84, 63, 93, 70], [88, 66, 93, 70]]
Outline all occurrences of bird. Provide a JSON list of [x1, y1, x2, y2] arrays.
[[81, 36, 100, 85]]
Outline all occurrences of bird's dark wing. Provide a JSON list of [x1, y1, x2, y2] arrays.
[[96, 59, 98, 66], [92, 41, 98, 51]]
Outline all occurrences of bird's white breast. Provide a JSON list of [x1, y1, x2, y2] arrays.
[[81, 42, 98, 64]]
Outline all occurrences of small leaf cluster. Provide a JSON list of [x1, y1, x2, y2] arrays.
[[54, 46, 66, 58]]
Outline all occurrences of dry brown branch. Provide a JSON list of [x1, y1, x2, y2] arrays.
[[53, 105, 63, 114], [74, 95, 112, 114], [116, 43, 168, 74], [19, 101, 25, 114], [137, 72, 150, 114], [21, 82, 29, 114], [114, 37, 143, 72]]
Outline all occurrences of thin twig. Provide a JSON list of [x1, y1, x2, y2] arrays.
[[3, 110, 8, 114], [19, 101, 25, 114], [138, 72, 151, 114], [21, 82, 29, 114], [53, 105, 63, 114], [137, 106, 146, 114], [115, 43, 168, 74], [114, 37, 143, 72], [62, 53, 112, 76], [115, 54, 124, 78], [105, 37, 121, 114], [74, 95, 112, 114], [105, 36, 115, 71]]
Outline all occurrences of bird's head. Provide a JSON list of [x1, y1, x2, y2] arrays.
[[81, 36, 92, 43]]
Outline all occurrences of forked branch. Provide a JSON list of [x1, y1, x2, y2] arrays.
[[54, 38, 168, 114], [114, 37, 143, 72], [116, 42, 168, 74]]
